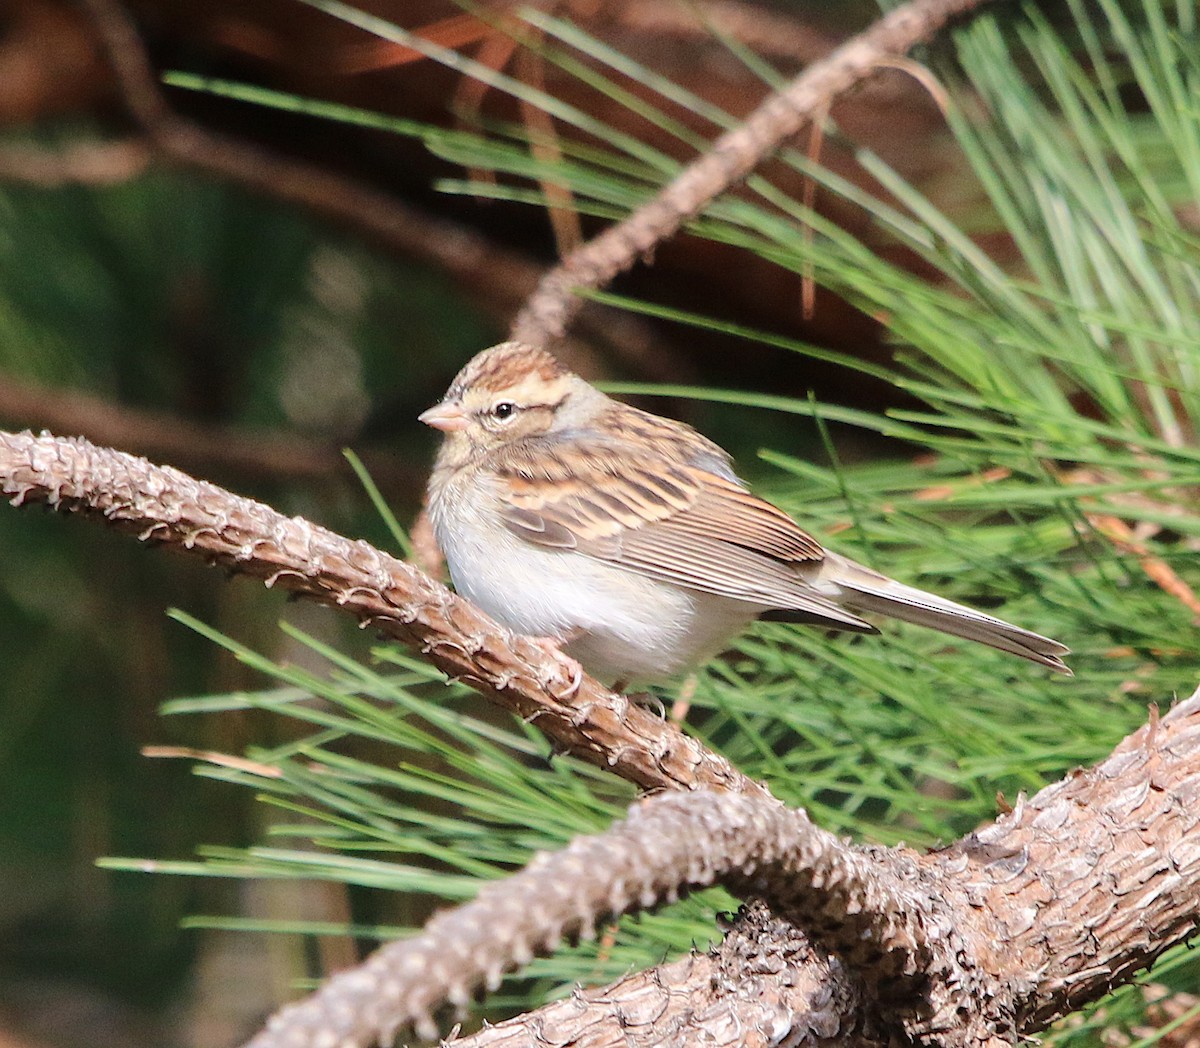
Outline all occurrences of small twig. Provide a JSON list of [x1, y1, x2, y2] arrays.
[[408, 501, 444, 579], [668, 672, 698, 724], [511, 0, 991, 347], [0, 139, 150, 186], [516, 42, 584, 255], [800, 104, 828, 321]]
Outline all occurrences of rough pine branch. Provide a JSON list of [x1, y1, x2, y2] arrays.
[[407, 695, 1200, 1048], [0, 430, 758, 796], [243, 790, 929, 1047]]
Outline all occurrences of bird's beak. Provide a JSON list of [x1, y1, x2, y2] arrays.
[[418, 402, 469, 432]]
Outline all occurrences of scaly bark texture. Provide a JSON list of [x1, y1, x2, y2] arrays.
[[0, 430, 761, 797], [964, 700, 1200, 1029], [243, 793, 883, 1047], [439, 694, 1200, 1048], [239, 793, 1004, 1048], [428, 901, 865, 1048], [456, 902, 867, 1048]]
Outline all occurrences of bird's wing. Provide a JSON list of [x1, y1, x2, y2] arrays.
[[493, 441, 875, 632]]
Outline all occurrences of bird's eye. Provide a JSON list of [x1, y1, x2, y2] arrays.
[[493, 401, 517, 420]]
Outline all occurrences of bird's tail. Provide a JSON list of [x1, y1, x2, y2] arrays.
[[823, 554, 1072, 675]]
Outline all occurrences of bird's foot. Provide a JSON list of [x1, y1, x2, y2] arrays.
[[627, 691, 666, 718], [529, 632, 584, 699]]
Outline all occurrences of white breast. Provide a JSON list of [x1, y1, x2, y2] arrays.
[[427, 472, 758, 683]]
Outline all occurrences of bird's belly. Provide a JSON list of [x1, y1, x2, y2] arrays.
[[433, 501, 755, 683]]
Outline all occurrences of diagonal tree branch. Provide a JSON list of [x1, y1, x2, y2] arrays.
[[0, 429, 760, 796], [510, 0, 991, 347]]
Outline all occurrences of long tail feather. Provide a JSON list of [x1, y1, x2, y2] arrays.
[[823, 555, 1072, 675]]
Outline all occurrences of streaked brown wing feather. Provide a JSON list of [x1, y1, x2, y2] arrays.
[[496, 443, 695, 536], [610, 518, 873, 629], [681, 472, 825, 563], [494, 439, 871, 629]]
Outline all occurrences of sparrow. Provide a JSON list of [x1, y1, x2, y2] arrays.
[[420, 342, 1070, 686]]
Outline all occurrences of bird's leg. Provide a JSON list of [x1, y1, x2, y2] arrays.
[[669, 673, 699, 724]]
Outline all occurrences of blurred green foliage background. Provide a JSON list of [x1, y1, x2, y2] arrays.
[[2, 1, 1200, 1046], [0, 169, 499, 1042]]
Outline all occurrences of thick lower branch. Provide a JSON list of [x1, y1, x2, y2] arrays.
[[963, 698, 1200, 1027], [244, 793, 895, 1047], [443, 692, 1200, 1048], [459, 902, 867, 1048], [245, 688, 1200, 1048], [244, 781, 1011, 1048]]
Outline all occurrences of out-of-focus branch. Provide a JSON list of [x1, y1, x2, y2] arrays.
[[67, 0, 689, 384], [0, 375, 420, 487], [76, 0, 530, 302], [511, 0, 990, 347], [0, 430, 761, 796], [613, 0, 842, 64], [0, 139, 149, 185]]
